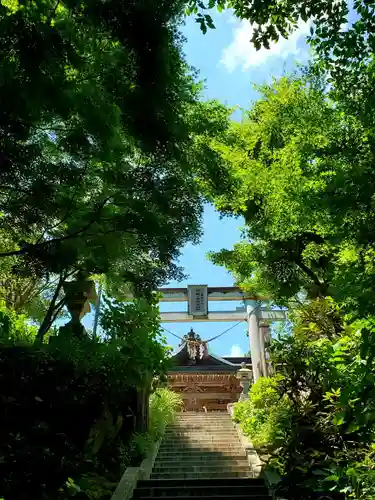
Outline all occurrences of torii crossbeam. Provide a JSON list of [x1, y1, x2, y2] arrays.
[[157, 285, 287, 383]]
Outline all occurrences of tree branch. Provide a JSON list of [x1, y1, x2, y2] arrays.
[[0, 196, 113, 259], [48, 0, 60, 23], [49, 299, 66, 327], [36, 272, 66, 341], [295, 259, 323, 288], [36, 162, 90, 242]]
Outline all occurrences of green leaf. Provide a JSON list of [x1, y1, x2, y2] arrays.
[[324, 475, 339, 482]]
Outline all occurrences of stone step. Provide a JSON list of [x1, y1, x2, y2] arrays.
[[163, 441, 240, 445], [160, 439, 242, 445], [154, 458, 248, 466], [165, 430, 238, 434], [158, 448, 245, 455], [138, 478, 266, 487], [133, 492, 271, 500], [175, 415, 230, 418], [173, 418, 232, 421], [164, 429, 238, 438], [167, 420, 234, 430], [155, 458, 248, 465], [152, 471, 252, 478], [132, 414, 273, 499], [173, 420, 233, 424], [165, 430, 237, 435], [170, 430, 236, 434], [172, 422, 234, 426], [175, 413, 230, 416], [164, 435, 239, 438], [170, 420, 234, 423], [156, 450, 246, 459], [164, 435, 238, 440], [150, 471, 254, 479], [159, 444, 244, 450], [159, 446, 243, 456], [162, 436, 240, 445], [132, 477, 270, 498], [160, 445, 243, 451], [174, 419, 232, 422], [166, 431, 236, 435], [156, 456, 247, 462], [153, 467, 250, 476], [166, 428, 236, 433], [153, 461, 249, 470], [172, 420, 234, 423], [162, 436, 240, 442], [169, 433, 236, 436], [167, 430, 235, 434]]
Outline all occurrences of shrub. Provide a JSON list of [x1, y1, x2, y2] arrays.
[[233, 376, 291, 450], [0, 301, 38, 345], [0, 297, 172, 500], [245, 299, 375, 499], [100, 296, 172, 387], [120, 388, 183, 471], [149, 388, 183, 440], [0, 341, 140, 500]]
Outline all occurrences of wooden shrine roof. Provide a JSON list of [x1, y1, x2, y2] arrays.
[[169, 341, 251, 373]]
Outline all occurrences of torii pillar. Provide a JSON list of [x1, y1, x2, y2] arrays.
[[246, 302, 269, 382]]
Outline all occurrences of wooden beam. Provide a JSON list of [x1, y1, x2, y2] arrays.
[[178, 393, 236, 399]]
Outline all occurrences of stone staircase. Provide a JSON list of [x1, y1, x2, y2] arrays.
[[132, 412, 271, 499]]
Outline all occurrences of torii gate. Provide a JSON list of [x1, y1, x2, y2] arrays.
[[158, 285, 287, 382]]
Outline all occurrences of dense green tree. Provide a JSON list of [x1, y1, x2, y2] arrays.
[[203, 77, 375, 316], [0, 0, 233, 335]]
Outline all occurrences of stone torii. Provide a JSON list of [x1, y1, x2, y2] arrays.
[[155, 285, 287, 383]]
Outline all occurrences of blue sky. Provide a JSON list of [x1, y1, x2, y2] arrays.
[[156, 11, 312, 356], [183, 10, 312, 111], [83, 11, 313, 356]]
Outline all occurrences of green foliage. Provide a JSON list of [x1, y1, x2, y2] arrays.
[[187, 0, 375, 91], [206, 77, 336, 301], [149, 388, 183, 440], [233, 376, 291, 449], [187, 0, 350, 48], [205, 75, 375, 318], [123, 388, 183, 468], [1, 341, 135, 500], [1, 296, 172, 500], [0, 300, 38, 344], [0, 0, 232, 303], [204, 63, 375, 498], [242, 300, 375, 498], [99, 295, 172, 386]]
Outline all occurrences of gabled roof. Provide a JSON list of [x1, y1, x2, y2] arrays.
[[169, 341, 247, 372]]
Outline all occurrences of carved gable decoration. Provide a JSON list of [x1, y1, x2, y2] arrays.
[[182, 384, 204, 393]]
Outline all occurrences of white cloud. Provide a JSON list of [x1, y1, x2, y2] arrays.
[[221, 19, 312, 72], [229, 344, 244, 357]]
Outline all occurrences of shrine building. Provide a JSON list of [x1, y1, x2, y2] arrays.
[[167, 328, 252, 412]]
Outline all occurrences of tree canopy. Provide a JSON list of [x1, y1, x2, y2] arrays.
[[204, 75, 375, 316], [0, 0, 232, 299]]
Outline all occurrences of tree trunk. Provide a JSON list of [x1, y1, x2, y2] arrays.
[[35, 273, 65, 342]]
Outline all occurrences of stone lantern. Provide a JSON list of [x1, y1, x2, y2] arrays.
[[236, 362, 252, 401], [59, 279, 98, 338]]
